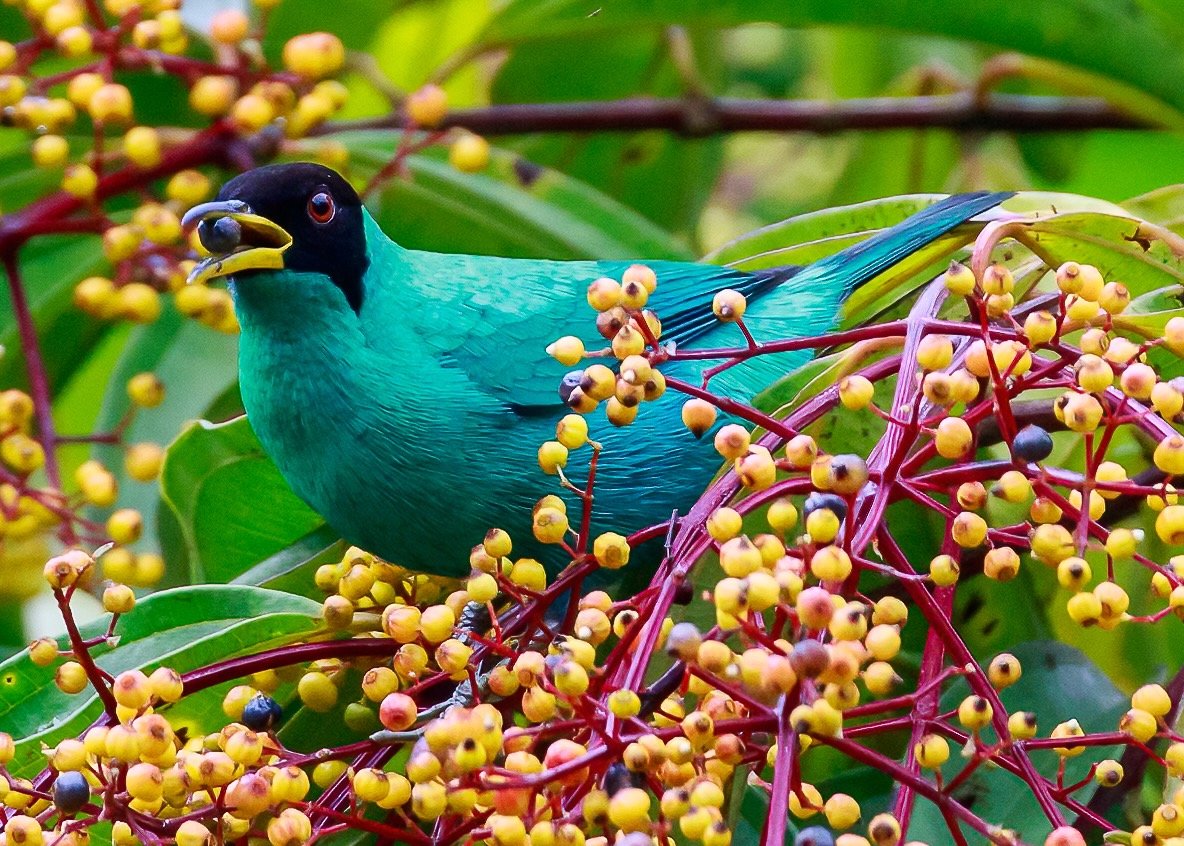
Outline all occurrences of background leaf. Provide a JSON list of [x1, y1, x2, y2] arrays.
[[160, 417, 324, 584], [0, 585, 320, 776]]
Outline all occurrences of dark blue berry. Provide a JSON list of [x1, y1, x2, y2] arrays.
[[1013, 424, 1053, 462], [559, 369, 584, 404], [53, 771, 90, 814], [803, 492, 848, 522], [794, 826, 835, 846], [197, 215, 242, 255], [241, 693, 282, 731], [603, 761, 642, 795]]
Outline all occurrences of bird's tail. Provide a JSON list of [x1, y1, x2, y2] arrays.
[[802, 190, 1014, 302], [706, 191, 1012, 399]]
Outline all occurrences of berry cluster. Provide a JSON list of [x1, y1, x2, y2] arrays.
[[533, 233, 1184, 843], [17, 214, 1184, 846], [0, 0, 495, 587]]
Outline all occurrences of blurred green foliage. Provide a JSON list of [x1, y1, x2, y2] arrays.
[[1, 0, 1183, 840]]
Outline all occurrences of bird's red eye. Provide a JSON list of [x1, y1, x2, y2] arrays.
[[308, 191, 335, 223]]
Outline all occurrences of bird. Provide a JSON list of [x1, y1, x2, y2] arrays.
[[181, 162, 1011, 580]]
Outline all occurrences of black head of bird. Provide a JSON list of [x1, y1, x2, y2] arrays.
[[182, 162, 370, 312]]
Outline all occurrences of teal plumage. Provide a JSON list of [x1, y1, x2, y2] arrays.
[[188, 165, 1010, 578]]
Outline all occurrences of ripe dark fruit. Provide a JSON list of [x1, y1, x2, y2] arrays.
[[603, 761, 642, 795], [794, 826, 835, 846], [53, 771, 90, 814], [241, 693, 282, 731], [1013, 424, 1053, 463], [803, 492, 847, 522], [558, 370, 584, 403], [789, 639, 830, 678], [197, 215, 242, 254]]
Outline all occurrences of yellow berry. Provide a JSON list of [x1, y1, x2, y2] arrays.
[[32, 134, 69, 168], [1020, 312, 1056, 348], [112, 669, 152, 710], [282, 31, 345, 79], [944, 260, 975, 295], [88, 83, 133, 124], [811, 545, 852, 582], [838, 375, 874, 410], [125, 442, 165, 481], [767, 497, 798, 534], [62, 163, 98, 198], [593, 532, 630, 569], [1008, 710, 1038, 740], [984, 653, 1021, 690], [1158, 505, 1184, 545], [712, 289, 746, 322], [297, 671, 338, 712], [934, 416, 972, 459], [190, 75, 238, 116], [537, 440, 568, 474], [1132, 683, 1171, 717], [982, 262, 1013, 295], [210, 9, 249, 43], [713, 424, 750, 460], [914, 733, 949, 769], [957, 695, 993, 730], [405, 84, 448, 127], [916, 334, 953, 370], [1095, 759, 1124, 786], [1119, 708, 1158, 743], [681, 398, 717, 437], [1067, 591, 1103, 625], [449, 132, 490, 173], [123, 126, 161, 168], [707, 506, 743, 542], [951, 511, 987, 548], [103, 583, 136, 614], [106, 508, 143, 545]]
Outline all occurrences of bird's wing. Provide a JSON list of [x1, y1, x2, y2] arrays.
[[401, 191, 1013, 411], [400, 251, 769, 411]]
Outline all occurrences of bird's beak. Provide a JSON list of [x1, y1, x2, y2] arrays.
[[181, 200, 293, 286]]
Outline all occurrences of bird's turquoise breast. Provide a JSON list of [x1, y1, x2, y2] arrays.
[[230, 235, 735, 578]]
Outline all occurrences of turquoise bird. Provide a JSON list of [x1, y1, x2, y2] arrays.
[[182, 163, 1009, 579]]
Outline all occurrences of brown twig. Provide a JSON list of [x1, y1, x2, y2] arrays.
[[326, 92, 1150, 138]]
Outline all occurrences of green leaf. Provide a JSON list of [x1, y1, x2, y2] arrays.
[[0, 234, 108, 400], [161, 417, 325, 584], [1123, 185, 1184, 229], [705, 195, 943, 267], [1019, 211, 1184, 297], [367, 0, 492, 98], [231, 527, 346, 598], [909, 641, 1127, 844], [339, 132, 691, 260], [490, 28, 725, 235], [477, 0, 1184, 117], [89, 310, 240, 558], [0, 585, 320, 776], [704, 193, 987, 328]]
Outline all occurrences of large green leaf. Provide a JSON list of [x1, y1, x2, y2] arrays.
[[908, 641, 1126, 843], [477, 1, 1184, 118], [1018, 211, 1184, 296], [161, 417, 325, 584], [704, 193, 986, 329], [705, 194, 943, 266], [0, 585, 320, 776]]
